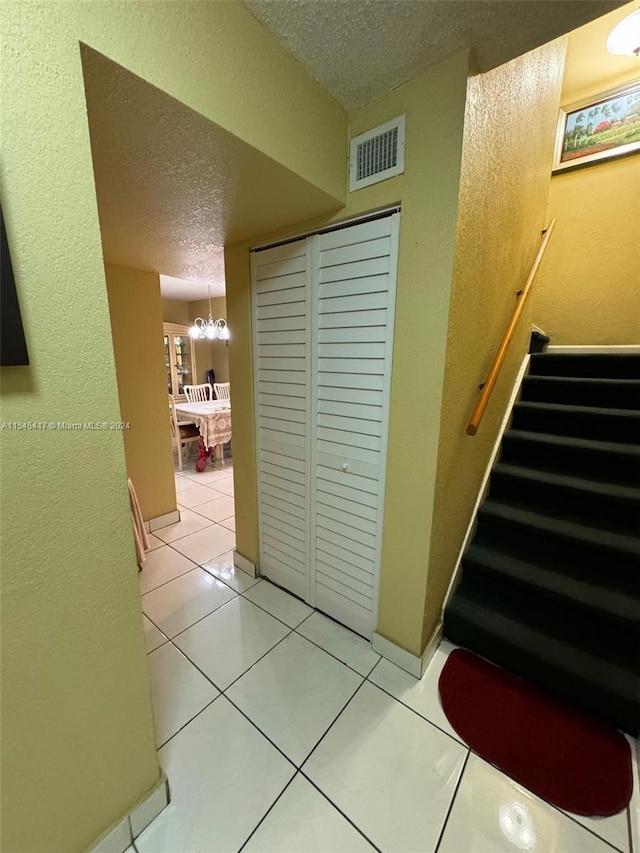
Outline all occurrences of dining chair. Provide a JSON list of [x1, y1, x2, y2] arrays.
[[169, 395, 200, 471], [171, 393, 195, 424], [214, 382, 231, 401], [184, 383, 213, 403]]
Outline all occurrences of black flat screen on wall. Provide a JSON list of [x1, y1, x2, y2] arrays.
[[1, 205, 29, 366]]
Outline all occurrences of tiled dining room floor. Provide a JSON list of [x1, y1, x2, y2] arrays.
[[133, 463, 638, 853]]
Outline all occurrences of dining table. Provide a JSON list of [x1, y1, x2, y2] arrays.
[[174, 399, 231, 472]]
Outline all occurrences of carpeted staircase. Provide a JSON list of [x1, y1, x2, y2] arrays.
[[443, 352, 640, 736]]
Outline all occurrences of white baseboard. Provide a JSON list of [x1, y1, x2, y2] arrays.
[[234, 550, 257, 579], [442, 351, 531, 619], [546, 345, 640, 354], [87, 774, 169, 853], [372, 624, 441, 679], [145, 509, 181, 533]]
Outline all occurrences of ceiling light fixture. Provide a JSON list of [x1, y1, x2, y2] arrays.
[[189, 283, 230, 342], [607, 8, 640, 56]]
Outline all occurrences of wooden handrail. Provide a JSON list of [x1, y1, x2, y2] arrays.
[[467, 218, 556, 436]]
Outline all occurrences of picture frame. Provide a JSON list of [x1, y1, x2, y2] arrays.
[[552, 79, 640, 173]]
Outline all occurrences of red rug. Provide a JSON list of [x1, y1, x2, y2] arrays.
[[438, 649, 632, 816]]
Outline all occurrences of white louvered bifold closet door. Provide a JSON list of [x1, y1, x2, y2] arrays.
[[252, 238, 311, 600], [311, 214, 399, 637], [253, 212, 399, 638]]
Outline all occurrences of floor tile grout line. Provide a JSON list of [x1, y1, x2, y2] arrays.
[[433, 750, 470, 853], [221, 691, 299, 771], [153, 518, 218, 545], [363, 673, 466, 749], [221, 658, 364, 775], [216, 620, 366, 769], [220, 625, 297, 695], [234, 586, 312, 633], [292, 623, 381, 680], [236, 772, 299, 853], [144, 567, 290, 649], [199, 565, 260, 595], [177, 502, 235, 522], [558, 810, 627, 853], [174, 492, 232, 509], [165, 523, 233, 556], [299, 679, 368, 772], [141, 561, 234, 600], [300, 772, 383, 853], [177, 474, 233, 490], [156, 693, 222, 751], [164, 539, 235, 573], [145, 587, 240, 644]]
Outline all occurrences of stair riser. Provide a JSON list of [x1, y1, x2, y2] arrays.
[[471, 519, 640, 589], [511, 405, 640, 444], [443, 607, 639, 736], [477, 508, 640, 561], [462, 553, 639, 624], [488, 473, 639, 532], [520, 378, 640, 410], [529, 354, 640, 379], [500, 436, 639, 485]]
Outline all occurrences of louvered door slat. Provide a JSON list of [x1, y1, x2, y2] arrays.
[[311, 213, 399, 638], [253, 238, 310, 600]]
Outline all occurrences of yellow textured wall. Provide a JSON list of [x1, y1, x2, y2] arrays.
[[425, 41, 566, 644], [161, 298, 190, 325], [224, 248, 260, 562], [534, 159, 640, 344], [0, 1, 347, 850], [226, 50, 470, 655], [106, 265, 177, 520], [534, 7, 640, 345]]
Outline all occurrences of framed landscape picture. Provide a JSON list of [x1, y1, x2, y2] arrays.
[[553, 80, 640, 173]]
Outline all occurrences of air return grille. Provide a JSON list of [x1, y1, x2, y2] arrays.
[[350, 115, 406, 191]]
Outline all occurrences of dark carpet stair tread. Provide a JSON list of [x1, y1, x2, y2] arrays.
[[489, 463, 640, 531], [492, 461, 640, 503], [479, 500, 640, 560], [443, 574, 640, 734], [464, 541, 640, 623], [472, 517, 639, 591], [529, 353, 640, 379], [521, 375, 640, 409], [500, 430, 640, 484], [511, 401, 640, 443]]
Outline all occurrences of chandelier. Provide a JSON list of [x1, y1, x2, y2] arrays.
[[189, 283, 230, 342]]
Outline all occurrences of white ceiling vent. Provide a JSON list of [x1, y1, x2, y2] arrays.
[[349, 115, 406, 191]]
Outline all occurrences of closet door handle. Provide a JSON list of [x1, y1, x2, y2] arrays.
[[341, 462, 349, 472]]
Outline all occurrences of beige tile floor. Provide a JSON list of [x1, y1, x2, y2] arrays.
[[133, 461, 638, 853]]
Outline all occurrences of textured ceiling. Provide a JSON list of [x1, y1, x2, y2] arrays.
[[242, 0, 625, 109], [81, 46, 340, 300]]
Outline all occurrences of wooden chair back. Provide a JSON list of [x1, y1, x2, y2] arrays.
[[214, 382, 231, 401], [184, 383, 213, 403]]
